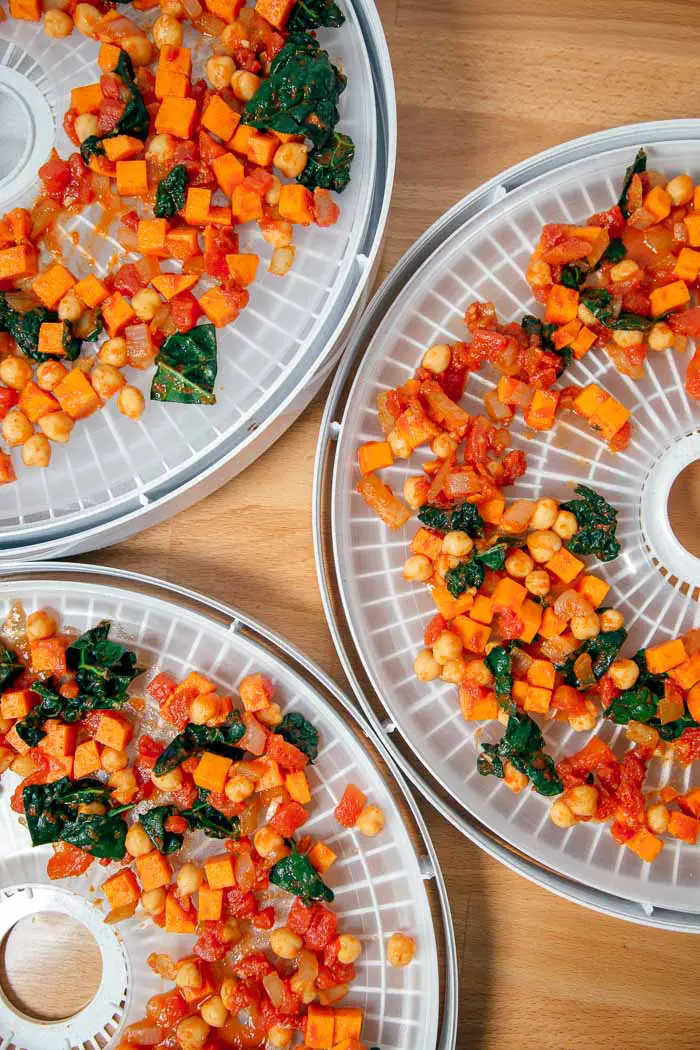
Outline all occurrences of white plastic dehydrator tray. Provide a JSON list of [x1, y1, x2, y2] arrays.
[[0, 564, 456, 1050], [0, 3, 395, 560], [315, 121, 700, 927]]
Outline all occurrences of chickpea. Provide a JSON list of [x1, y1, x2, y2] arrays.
[[161, 0, 185, 14], [125, 822, 153, 857], [463, 659, 493, 687], [413, 648, 441, 682], [257, 702, 283, 727], [220, 978, 239, 1012], [387, 932, 416, 968], [141, 887, 166, 914], [552, 509, 578, 541], [270, 927, 303, 959], [260, 217, 292, 249], [273, 142, 309, 179], [403, 554, 432, 582], [73, 2, 100, 36], [101, 747, 128, 772], [666, 173, 694, 206], [336, 933, 362, 965], [565, 785, 598, 818], [612, 328, 644, 348], [152, 767, 183, 791], [44, 8, 73, 35], [189, 692, 219, 724], [0, 717, 12, 734], [0, 356, 33, 391], [421, 343, 451, 374], [265, 175, 282, 206], [230, 70, 261, 102], [432, 631, 463, 665], [270, 243, 295, 273], [609, 259, 640, 283], [550, 799, 577, 828], [131, 288, 162, 322], [577, 302, 597, 326], [254, 826, 285, 858], [503, 760, 528, 793], [431, 432, 457, 459], [152, 13, 182, 48], [647, 802, 670, 835], [75, 113, 99, 143], [22, 434, 51, 468], [90, 363, 125, 401], [118, 385, 146, 420], [599, 608, 624, 632], [268, 1026, 293, 1049], [36, 360, 68, 391], [356, 804, 385, 837], [403, 476, 428, 510], [74, 356, 95, 376], [526, 529, 562, 564], [176, 961, 203, 989], [146, 133, 175, 162], [648, 321, 674, 351], [609, 658, 640, 691], [225, 774, 255, 803], [530, 497, 558, 530], [109, 767, 138, 804], [122, 34, 153, 66], [176, 1015, 210, 1050], [40, 410, 74, 443], [569, 705, 598, 732], [26, 610, 57, 641], [11, 754, 38, 778], [441, 657, 467, 684], [177, 863, 203, 896], [527, 258, 551, 287], [570, 612, 600, 641], [505, 549, 534, 578], [442, 530, 474, 558], [205, 54, 235, 90], [98, 337, 128, 368], [217, 919, 241, 944], [3, 409, 33, 447]]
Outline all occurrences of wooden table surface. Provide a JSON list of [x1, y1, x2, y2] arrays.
[[4, 2, 700, 1047]]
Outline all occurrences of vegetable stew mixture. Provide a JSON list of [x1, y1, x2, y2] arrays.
[[0, 604, 415, 1050], [0, 0, 353, 480], [357, 149, 700, 865]]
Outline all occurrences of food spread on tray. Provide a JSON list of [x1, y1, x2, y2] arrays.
[[357, 149, 700, 864], [0, 0, 354, 480], [0, 603, 414, 1049]]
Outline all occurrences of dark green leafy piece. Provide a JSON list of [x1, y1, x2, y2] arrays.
[[445, 543, 508, 598], [298, 131, 355, 193], [80, 135, 105, 163], [521, 313, 570, 367], [618, 147, 647, 218], [417, 501, 484, 537], [561, 485, 620, 562], [558, 628, 627, 687], [599, 238, 626, 266], [23, 776, 128, 858], [560, 263, 588, 289], [242, 32, 346, 149], [580, 288, 614, 326], [154, 165, 188, 219], [275, 712, 318, 763], [0, 294, 80, 363], [154, 713, 246, 776], [151, 324, 218, 405], [608, 312, 654, 331], [485, 644, 513, 708], [270, 839, 334, 903], [288, 0, 344, 29], [477, 709, 562, 796], [181, 789, 240, 839], [141, 804, 185, 855], [602, 648, 693, 736], [66, 622, 141, 705], [0, 646, 23, 691], [61, 812, 129, 859]]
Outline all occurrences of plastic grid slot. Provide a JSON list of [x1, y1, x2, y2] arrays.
[[333, 140, 700, 913], [0, 580, 438, 1050], [0, 6, 377, 539]]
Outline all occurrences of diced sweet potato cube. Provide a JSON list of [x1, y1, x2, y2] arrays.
[[480, 496, 505, 524], [545, 548, 585, 583], [137, 218, 169, 256], [193, 751, 233, 793], [247, 131, 277, 167], [155, 96, 197, 139], [459, 685, 498, 720], [668, 810, 700, 845], [199, 286, 241, 327], [524, 685, 552, 714], [527, 659, 555, 689], [94, 711, 133, 751], [539, 607, 567, 639], [0, 244, 37, 280], [166, 227, 200, 260], [103, 869, 141, 908], [104, 135, 145, 162], [32, 264, 76, 309], [1, 688, 37, 719], [590, 396, 631, 440], [37, 322, 66, 359], [576, 574, 610, 608], [452, 616, 491, 653], [668, 652, 700, 690], [19, 381, 59, 422], [279, 184, 314, 225], [229, 123, 256, 155], [184, 187, 212, 225], [151, 273, 199, 300], [197, 884, 223, 921], [136, 849, 173, 891], [255, 757, 283, 790], [225, 253, 259, 286], [518, 598, 543, 644], [673, 246, 700, 282], [525, 388, 559, 431], [305, 1004, 336, 1049], [31, 636, 68, 674], [255, 0, 293, 27], [9, 0, 41, 19], [357, 440, 393, 476], [307, 841, 337, 874], [39, 718, 77, 757], [204, 0, 244, 21], [158, 45, 192, 75], [573, 383, 608, 419], [212, 152, 245, 196], [470, 594, 494, 625], [165, 890, 196, 933], [286, 770, 311, 804], [646, 638, 688, 675], [74, 274, 109, 308], [102, 292, 136, 337], [230, 185, 263, 223], [98, 43, 121, 72], [204, 852, 236, 889], [155, 68, 190, 100], [430, 584, 474, 620], [201, 95, 240, 142], [544, 284, 579, 324], [5, 723, 30, 754], [116, 159, 149, 197], [70, 83, 104, 115], [73, 739, 103, 779], [626, 827, 664, 862], [491, 576, 527, 612], [333, 1008, 363, 1042], [54, 368, 103, 420]]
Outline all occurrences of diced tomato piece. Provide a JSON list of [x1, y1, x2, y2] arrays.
[[146, 990, 190, 1029], [223, 887, 257, 919], [234, 952, 273, 981], [501, 449, 528, 486], [63, 153, 94, 209], [97, 98, 126, 134], [47, 841, 93, 880], [313, 188, 339, 227], [588, 205, 625, 237], [165, 814, 188, 835], [334, 783, 366, 828], [497, 608, 524, 640], [269, 800, 308, 837], [100, 74, 122, 99], [39, 149, 72, 202], [170, 780, 197, 809], [112, 262, 148, 297], [597, 674, 621, 706], [147, 672, 177, 704], [194, 922, 230, 962], [303, 904, 337, 951], [62, 110, 80, 149], [137, 735, 165, 768], [424, 613, 448, 647], [323, 937, 356, 984], [675, 727, 700, 764], [265, 733, 308, 772], [252, 906, 275, 930], [0, 388, 18, 420], [611, 820, 636, 845], [170, 291, 202, 333], [135, 67, 156, 105]]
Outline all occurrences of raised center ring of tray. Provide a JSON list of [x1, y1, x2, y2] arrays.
[[0, 884, 130, 1050], [0, 59, 53, 208], [332, 128, 700, 915]]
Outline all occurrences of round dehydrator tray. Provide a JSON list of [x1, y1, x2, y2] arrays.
[[315, 120, 700, 926], [0, 564, 456, 1050], [0, 3, 395, 560]]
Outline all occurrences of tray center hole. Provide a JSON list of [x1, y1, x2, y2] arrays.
[[668, 459, 700, 558], [0, 83, 32, 185], [0, 911, 102, 1021]]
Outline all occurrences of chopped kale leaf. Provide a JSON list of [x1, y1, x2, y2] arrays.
[[561, 485, 620, 562]]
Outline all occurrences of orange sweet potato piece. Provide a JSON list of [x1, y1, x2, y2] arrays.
[[279, 184, 314, 225], [94, 711, 133, 751], [230, 185, 263, 223], [193, 751, 233, 793], [155, 68, 190, 100], [116, 159, 149, 197], [136, 849, 173, 891], [212, 152, 245, 196], [158, 46, 192, 75], [70, 83, 104, 115], [54, 368, 103, 420], [0, 245, 37, 280], [137, 218, 169, 256], [646, 639, 688, 675], [73, 739, 103, 779], [165, 890, 197, 933], [201, 95, 240, 142], [357, 440, 394, 476], [1, 689, 37, 719], [103, 869, 141, 908], [19, 381, 59, 422], [333, 1008, 363, 1042], [225, 253, 259, 286], [98, 43, 121, 72], [307, 841, 337, 874], [626, 827, 664, 862], [104, 135, 145, 162], [198, 286, 243, 327], [204, 853, 236, 889], [39, 719, 77, 757], [155, 96, 197, 139], [197, 884, 223, 921], [32, 264, 76, 309], [102, 292, 136, 336], [254, 0, 293, 27], [151, 273, 199, 300], [31, 636, 68, 674], [74, 274, 108, 308], [305, 1004, 336, 1049]]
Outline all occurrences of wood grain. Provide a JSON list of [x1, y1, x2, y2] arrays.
[[3, 1, 700, 1046]]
